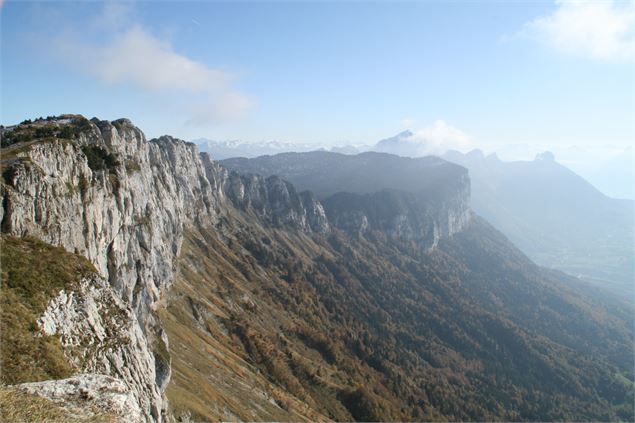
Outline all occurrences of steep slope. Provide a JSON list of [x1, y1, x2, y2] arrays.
[[1, 117, 633, 422], [161, 213, 634, 421], [0, 116, 331, 421], [0, 235, 146, 422], [1, 116, 230, 421], [223, 150, 634, 297]]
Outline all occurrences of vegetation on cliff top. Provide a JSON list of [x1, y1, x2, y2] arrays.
[[0, 116, 92, 148]]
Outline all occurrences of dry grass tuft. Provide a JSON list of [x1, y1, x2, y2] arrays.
[[0, 235, 97, 384], [0, 387, 117, 422]]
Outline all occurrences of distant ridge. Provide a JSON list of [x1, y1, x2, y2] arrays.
[[223, 149, 634, 297], [1, 116, 633, 422]]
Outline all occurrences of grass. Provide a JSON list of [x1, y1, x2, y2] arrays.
[[160, 226, 336, 422], [0, 387, 72, 422], [0, 387, 117, 422], [0, 236, 97, 384], [125, 159, 141, 173]]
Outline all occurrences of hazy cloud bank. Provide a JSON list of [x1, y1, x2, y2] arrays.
[[520, 0, 635, 61]]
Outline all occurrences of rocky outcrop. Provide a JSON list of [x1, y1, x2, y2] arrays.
[[37, 275, 162, 421], [225, 171, 329, 234], [0, 116, 333, 421], [13, 374, 143, 422]]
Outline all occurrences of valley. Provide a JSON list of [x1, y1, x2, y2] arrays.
[[1, 116, 633, 422]]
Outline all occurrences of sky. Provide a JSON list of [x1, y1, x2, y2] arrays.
[[1, 1, 634, 196]]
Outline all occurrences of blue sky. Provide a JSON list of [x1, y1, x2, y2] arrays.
[[1, 1, 633, 166]]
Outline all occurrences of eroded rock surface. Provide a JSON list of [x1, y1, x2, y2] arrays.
[[14, 374, 143, 422]]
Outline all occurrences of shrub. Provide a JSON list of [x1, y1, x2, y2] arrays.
[[34, 126, 55, 139], [81, 146, 119, 172], [108, 173, 120, 194], [1, 130, 31, 147], [339, 387, 398, 422], [125, 159, 141, 173]]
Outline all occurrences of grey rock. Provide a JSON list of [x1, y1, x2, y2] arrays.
[[38, 275, 162, 422], [14, 373, 143, 423], [0, 116, 333, 421]]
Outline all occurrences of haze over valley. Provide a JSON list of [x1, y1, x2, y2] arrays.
[[1, 1, 633, 422]]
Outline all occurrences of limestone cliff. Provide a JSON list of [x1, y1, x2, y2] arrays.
[[225, 171, 329, 234], [322, 174, 470, 250], [0, 116, 332, 421], [2, 116, 631, 423], [222, 151, 472, 249]]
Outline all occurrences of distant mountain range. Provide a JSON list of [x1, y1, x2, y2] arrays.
[[200, 131, 633, 296], [196, 132, 633, 200], [223, 149, 634, 297], [194, 138, 372, 160], [2, 116, 633, 421], [441, 149, 634, 296]]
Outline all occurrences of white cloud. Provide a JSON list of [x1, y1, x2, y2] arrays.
[[521, 0, 635, 61], [409, 120, 472, 154], [188, 92, 255, 125], [377, 120, 472, 157], [76, 26, 233, 93], [54, 6, 253, 124]]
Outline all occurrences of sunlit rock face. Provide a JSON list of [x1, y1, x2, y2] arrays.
[[36, 275, 159, 422], [13, 374, 144, 423], [0, 116, 335, 421]]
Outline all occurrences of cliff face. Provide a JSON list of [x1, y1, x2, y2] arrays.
[[1, 118, 215, 421], [1, 117, 633, 423], [1, 120, 219, 326], [225, 171, 330, 234], [222, 151, 472, 249], [322, 174, 470, 250], [0, 116, 334, 421], [34, 274, 151, 422]]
